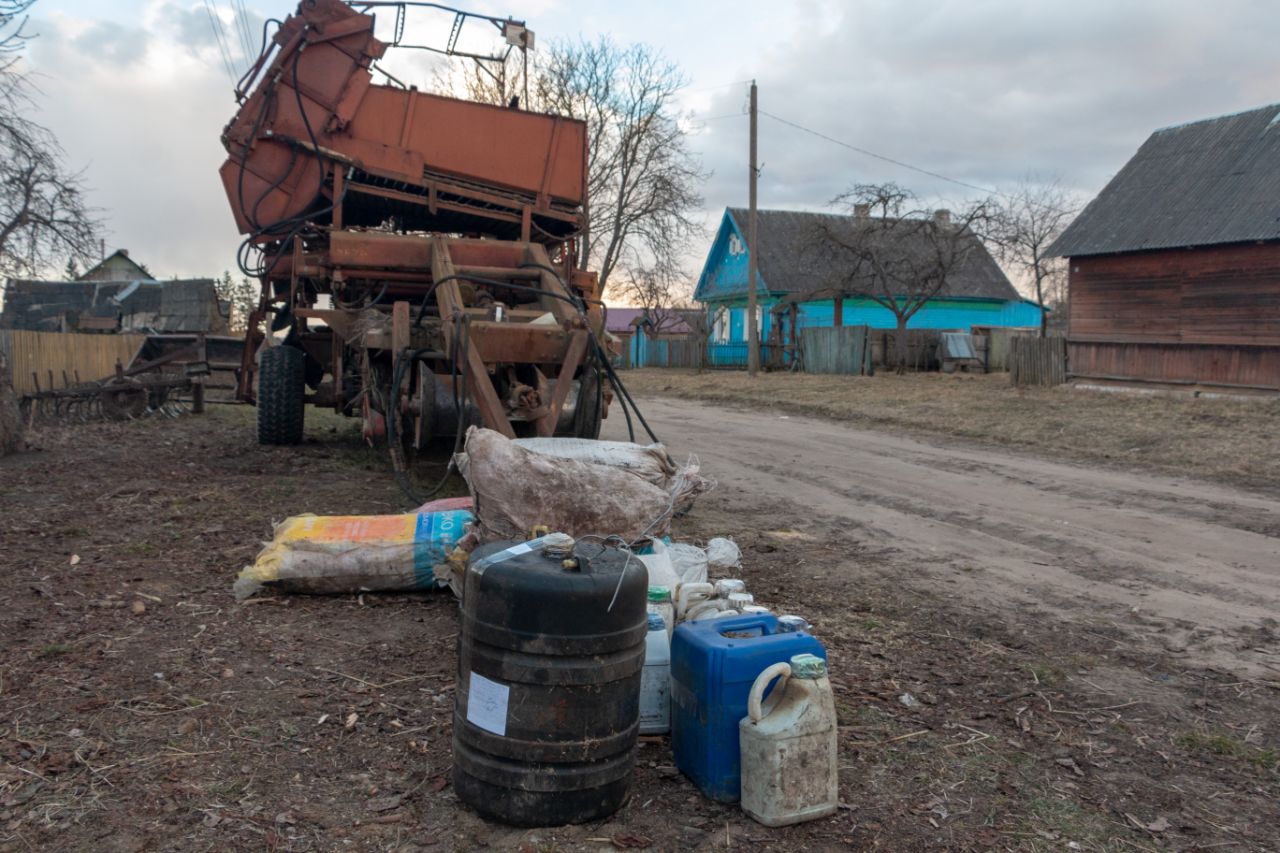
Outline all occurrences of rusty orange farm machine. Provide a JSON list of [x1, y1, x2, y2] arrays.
[[219, 0, 652, 495]]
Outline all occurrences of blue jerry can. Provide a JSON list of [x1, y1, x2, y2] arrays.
[[670, 613, 827, 802]]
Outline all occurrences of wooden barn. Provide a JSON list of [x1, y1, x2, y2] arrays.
[[1050, 104, 1280, 392]]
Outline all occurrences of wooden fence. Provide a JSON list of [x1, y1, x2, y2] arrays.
[[0, 330, 145, 395], [1009, 335, 1067, 386], [801, 326, 871, 374]]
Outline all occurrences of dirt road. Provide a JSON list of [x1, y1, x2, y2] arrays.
[[607, 397, 1280, 678]]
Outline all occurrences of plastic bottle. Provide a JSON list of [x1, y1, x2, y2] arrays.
[[777, 615, 811, 633], [727, 592, 755, 611], [637, 539, 679, 590], [687, 599, 726, 621], [676, 582, 715, 621], [715, 579, 746, 597], [639, 613, 671, 735], [738, 653, 838, 826], [647, 586, 675, 643]]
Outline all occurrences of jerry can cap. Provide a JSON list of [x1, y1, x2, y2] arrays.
[[789, 653, 826, 679]]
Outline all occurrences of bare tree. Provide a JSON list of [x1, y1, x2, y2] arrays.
[[0, 1, 100, 286], [611, 261, 693, 332], [818, 183, 995, 373], [439, 36, 706, 296], [991, 177, 1078, 337]]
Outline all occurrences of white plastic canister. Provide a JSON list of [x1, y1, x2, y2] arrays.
[[738, 654, 838, 827], [639, 613, 671, 734]]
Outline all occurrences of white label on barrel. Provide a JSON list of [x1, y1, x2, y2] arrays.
[[467, 671, 509, 736]]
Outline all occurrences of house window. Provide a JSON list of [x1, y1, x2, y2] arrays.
[[712, 306, 729, 343], [728, 234, 744, 256]]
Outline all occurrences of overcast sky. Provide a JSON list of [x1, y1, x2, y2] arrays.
[[21, 0, 1280, 297]]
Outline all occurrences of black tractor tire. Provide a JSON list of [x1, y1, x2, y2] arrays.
[[257, 345, 305, 445], [572, 368, 603, 439]]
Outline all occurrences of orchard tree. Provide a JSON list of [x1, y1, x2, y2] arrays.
[[0, 1, 100, 284], [816, 183, 995, 373], [992, 177, 1078, 336], [440, 36, 706, 297]]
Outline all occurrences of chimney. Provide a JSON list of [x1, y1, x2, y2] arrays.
[[854, 203, 871, 221], [933, 209, 951, 227], [118, 248, 129, 258]]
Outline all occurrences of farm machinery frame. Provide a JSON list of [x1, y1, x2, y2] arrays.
[[218, 0, 645, 488]]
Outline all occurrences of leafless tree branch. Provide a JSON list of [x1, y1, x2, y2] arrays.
[[814, 182, 996, 372], [437, 36, 707, 296], [990, 176, 1079, 336], [0, 2, 101, 288]]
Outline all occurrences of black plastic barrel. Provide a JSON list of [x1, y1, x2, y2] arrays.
[[453, 538, 648, 826]]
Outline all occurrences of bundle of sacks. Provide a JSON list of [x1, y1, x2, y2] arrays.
[[235, 428, 711, 600]]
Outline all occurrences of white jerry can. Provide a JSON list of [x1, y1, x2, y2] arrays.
[[738, 653, 838, 826]]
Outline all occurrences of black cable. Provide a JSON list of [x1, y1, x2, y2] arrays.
[[385, 315, 472, 505]]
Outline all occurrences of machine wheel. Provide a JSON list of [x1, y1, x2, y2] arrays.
[[572, 368, 603, 439], [257, 345, 305, 445]]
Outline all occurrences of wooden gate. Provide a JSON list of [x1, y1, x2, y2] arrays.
[[1009, 336, 1067, 386], [801, 326, 871, 375]]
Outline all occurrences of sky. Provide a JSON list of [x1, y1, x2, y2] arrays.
[[18, 0, 1280, 298]]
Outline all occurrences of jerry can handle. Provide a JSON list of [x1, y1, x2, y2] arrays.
[[747, 661, 792, 723]]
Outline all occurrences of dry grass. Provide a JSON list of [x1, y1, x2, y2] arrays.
[[621, 369, 1280, 492]]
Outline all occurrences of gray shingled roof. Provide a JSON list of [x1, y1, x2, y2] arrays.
[[0, 279, 223, 332], [1050, 103, 1280, 257], [726, 208, 1019, 301]]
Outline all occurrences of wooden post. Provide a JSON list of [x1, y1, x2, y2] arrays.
[[746, 80, 760, 377]]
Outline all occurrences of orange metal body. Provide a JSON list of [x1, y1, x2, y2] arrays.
[[216, 0, 608, 444], [219, 0, 587, 244]]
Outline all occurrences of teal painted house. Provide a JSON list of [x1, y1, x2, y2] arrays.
[[694, 208, 1042, 362]]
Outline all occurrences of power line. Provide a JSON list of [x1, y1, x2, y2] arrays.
[[758, 109, 1000, 197], [231, 0, 257, 68], [202, 0, 238, 87]]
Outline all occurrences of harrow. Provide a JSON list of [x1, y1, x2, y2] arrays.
[[21, 373, 196, 424]]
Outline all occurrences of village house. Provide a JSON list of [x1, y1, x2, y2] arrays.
[[693, 207, 1042, 364], [1050, 104, 1280, 391]]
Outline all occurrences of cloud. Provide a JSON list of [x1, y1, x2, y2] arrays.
[[17, 0, 1280, 294]]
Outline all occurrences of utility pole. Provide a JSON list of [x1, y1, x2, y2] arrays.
[[746, 80, 759, 376]]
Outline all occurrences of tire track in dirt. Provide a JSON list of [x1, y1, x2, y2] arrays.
[[611, 397, 1280, 677]]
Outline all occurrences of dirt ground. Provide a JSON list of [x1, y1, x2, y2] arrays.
[[1, 400, 1277, 852], [620, 369, 1280, 494]]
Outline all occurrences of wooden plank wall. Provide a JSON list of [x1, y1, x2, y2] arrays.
[[1069, 244, 1280, 346], [1067, 340, 1280, 390], [801, 326, 870, 374], [1009, 336, 1067, 387], [0, 331, 145, 395]]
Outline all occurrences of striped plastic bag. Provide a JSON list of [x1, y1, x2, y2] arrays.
[[233, 510, 472, 600]]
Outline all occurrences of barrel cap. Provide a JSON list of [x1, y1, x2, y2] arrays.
[[647, 586, 671, 602], [789, 653, 825, 679]]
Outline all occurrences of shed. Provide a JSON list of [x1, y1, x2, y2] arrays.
[[1049, 103, 1280, 391], [77, 249, 155, 283], [694, 208, 1042, 359], [605, 307, 695, 368], [0, 279, 229, 335]]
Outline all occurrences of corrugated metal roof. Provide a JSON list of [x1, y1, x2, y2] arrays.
[[1050, 103, 1280, 257], [725, 208, 1019, 301]]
